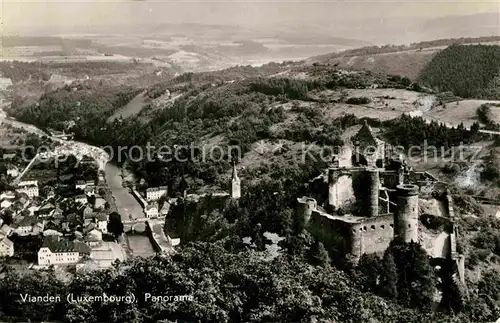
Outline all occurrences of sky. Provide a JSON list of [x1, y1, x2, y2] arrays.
[[2, 0, 498, 33]]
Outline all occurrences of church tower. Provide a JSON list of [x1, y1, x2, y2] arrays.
[[231, 163, 241, 199]]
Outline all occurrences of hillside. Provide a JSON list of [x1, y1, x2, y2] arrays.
[[5, 55, 500, 322], [418, 44, 500, 99], [308, 36, 500, 82]]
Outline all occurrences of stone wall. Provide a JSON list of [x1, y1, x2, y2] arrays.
[[351, 214, 395, 258]]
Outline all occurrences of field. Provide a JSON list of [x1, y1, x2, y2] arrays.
[[311, 48, 439, 80], [0, 122, 30, 149], [423, 99, 500, 128], [107, 91, 148, 122]]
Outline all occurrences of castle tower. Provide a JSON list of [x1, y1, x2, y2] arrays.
[[231, 163, 241, 199], [328, 168, 338, 211], [365, 168, 380, 218], [297, 197, 317, 224], [398, 165, 405, 185], [394, 184, 419, 243]]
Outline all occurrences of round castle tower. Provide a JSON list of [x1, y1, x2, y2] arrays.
[[394, 184, 419, 242], [366, 168, 380, 218], [297, 197, 317, 224]]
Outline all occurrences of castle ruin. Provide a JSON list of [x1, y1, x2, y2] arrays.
[[297, 121, 465, 287]]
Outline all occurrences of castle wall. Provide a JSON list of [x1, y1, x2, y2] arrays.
[[420, 230, 450, 259], [352, 169, 379, 217], [328, 174, 355, 210], [308, 210, 394, 261], [351, 215, 394, 259], [308, 210, 353, 259], [381, 172, 399, 189]]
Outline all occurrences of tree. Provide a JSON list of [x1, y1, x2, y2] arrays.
[[387, 239, 436, 310], [107, 211, 124, 238], [309, 240, 330, 267], [379, 250, 398, 299], [357, 253, 381, 292]]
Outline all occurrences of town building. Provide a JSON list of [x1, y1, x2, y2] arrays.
[[83, 225, 103, 247], [94, 197, 106, 210], [0, 191, 15, 200], [75, 195, 87, 204], [75, 180, 86, 191], [37, 235, 92, 266], [0, 235, 14, 257], [83, 206, 93, 218], [0, 198, 13, 209], [2, 152, 16, 160], [6, 165, 19, 178], [146, 186, 168, 201], [16, 183, 39, 198], [38, 202, 55, 217], [18, 180, 38, 187], [85, 185, 96, 196], [160, 202, 170, 217], [0, 224, 13, 237], [96, 213, 108, 233], [13, 216, 44, 236], [145, 202, 159, 218], [51, 206, 63, 219]]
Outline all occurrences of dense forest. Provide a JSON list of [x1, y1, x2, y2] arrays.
[[418, 44, 500, 99], [0, 240, 464, 323], [0, 61, 153, 83]]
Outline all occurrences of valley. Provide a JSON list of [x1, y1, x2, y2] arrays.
[[1, 32, 500, 322]]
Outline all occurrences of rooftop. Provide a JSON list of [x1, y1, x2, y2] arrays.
[[17, 215, 42, 227], [41, 235, 91, 254], [0, 237, 14, 248]]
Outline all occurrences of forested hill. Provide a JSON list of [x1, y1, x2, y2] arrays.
[[418, 44, 500, 99], [306, 37, 500, 85], [4, 53, 500, 322]]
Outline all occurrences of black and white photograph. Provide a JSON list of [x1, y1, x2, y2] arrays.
[[0, 0, 499, 322]]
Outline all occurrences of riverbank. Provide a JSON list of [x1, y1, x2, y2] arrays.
[[0, 102, 158, 259]]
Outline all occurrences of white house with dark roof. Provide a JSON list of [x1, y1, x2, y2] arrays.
[[146, 186, 168, 201], [18, 180, 38, 187], [0, 235, 14, 257], [37, 235, 92, 266], [38, 202, 55, 217], [0, 224, 13, 237], [145, 202, 159, 218], [96, 213, 108, 233], [14, 216, 44, 236]]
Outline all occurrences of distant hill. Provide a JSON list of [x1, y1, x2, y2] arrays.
[[418, 44, 500, 99], [308, 36, 500, 81], [420, 13, 500, 40]]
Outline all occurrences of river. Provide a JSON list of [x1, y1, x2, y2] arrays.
[[0, 102, 156, 258], [104, 163, 156, 258]]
